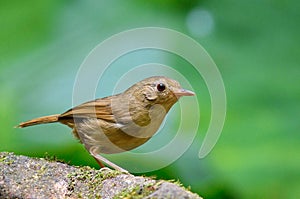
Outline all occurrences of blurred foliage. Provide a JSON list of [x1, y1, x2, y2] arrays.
[[1, 0, 299, 198]]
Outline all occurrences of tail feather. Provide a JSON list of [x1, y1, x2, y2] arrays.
[[17, 114, 59, 128]]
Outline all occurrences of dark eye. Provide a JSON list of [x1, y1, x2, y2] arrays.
[[157, 83, 166, 92]]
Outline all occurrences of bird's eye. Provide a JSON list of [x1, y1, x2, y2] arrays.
[[157, 83, 166, 92]]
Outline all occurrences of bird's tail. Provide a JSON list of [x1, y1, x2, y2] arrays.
[[17, 114, 59, 128]]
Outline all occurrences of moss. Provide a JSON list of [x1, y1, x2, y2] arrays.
[[37, 164, 47, 175], [0, 154, 14, 165], [112, 177, 194, 199], [169, 179, 192, 192], [113, 180, 161, 199], [67, 166, 121, 198], [42, 152, 67, 164], [0, 156, 7, 162], [168, 179, 183, 186]]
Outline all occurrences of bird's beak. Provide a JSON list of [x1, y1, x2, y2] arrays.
[[174, 89, 195, 98]]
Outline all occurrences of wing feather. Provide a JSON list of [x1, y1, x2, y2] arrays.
[[59, 96, 117, 123]]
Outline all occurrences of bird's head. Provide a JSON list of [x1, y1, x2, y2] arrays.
[[127, 76, 195, 111]]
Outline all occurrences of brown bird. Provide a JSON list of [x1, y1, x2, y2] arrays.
[[17, 76, 195, 172]]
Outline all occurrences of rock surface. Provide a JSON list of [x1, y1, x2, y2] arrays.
[[0, 152, 202, 199]]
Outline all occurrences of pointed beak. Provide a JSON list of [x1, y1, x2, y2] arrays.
[[174, 88, 195, 98]]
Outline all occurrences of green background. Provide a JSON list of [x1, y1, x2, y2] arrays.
[[1, 1, 299, 198]]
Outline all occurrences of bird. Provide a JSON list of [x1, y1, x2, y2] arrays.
[[17, 76, 195, 172]]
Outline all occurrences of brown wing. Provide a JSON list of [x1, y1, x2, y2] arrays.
[[58, 95, 118, 125]]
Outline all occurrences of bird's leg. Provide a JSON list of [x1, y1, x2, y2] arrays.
[[89, 146, 128, 173], [93, 156, 105, 168]]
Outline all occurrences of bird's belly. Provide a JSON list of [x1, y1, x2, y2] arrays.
[[75, 116, 165, 154], [103, 117, 165, 153], [103, 131, 151, 154]]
